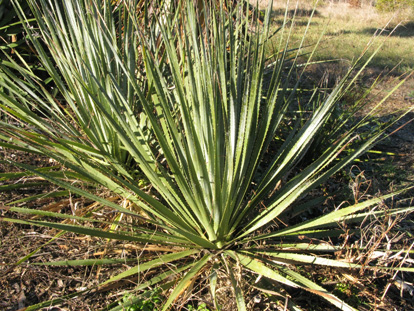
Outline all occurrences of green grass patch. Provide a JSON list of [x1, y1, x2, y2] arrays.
[[268, 3, 414, 72]]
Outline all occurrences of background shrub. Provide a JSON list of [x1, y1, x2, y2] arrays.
[[375, 0, 414, 11]]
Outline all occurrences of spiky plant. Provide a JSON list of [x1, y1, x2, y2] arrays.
[[0, 0, 413, 310]]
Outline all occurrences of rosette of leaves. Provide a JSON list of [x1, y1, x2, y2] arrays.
[[0, 0, 413, 310]]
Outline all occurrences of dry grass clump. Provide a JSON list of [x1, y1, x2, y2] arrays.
[[254, 0, 413, 26], [320, 2, 386, 22], [319, 2, 413, 25]]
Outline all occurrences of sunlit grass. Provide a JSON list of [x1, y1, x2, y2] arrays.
[[266, 2, 414, 72]]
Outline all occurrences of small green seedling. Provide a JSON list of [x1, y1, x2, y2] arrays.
[[120, 289, 162, 311], [186, 303, 211, 311]]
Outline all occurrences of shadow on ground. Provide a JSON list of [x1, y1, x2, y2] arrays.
[[361, 22, 414, 38], [265, 8, 321, 18]]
